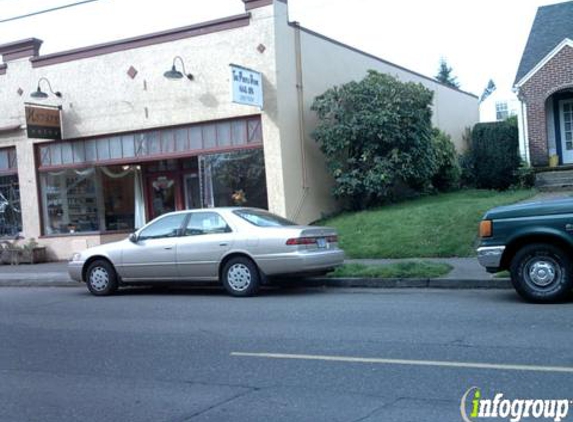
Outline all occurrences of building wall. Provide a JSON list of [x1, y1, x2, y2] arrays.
[[0, 7, 285, 259], [479, 89, 520, 123], [273, 19, 479, 223], [519, 45, 573, 166]]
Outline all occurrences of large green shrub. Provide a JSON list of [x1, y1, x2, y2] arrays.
[[468, 120, 520, 190], [431, 129, 461, 191], [311, 70, 436, 209]]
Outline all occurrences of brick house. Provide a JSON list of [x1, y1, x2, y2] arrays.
[[515, 1, 573, 167]]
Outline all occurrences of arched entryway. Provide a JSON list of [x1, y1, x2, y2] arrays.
[[545, 87, 573, 165]]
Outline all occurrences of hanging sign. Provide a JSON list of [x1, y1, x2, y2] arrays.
[[25, 105, 62, 140], [230, 64, 264, 109]]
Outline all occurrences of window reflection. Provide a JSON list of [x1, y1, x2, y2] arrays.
[[0, 175, 22, 237], [202, 149, 267, 209]]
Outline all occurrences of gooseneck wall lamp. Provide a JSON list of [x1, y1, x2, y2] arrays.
[[163, 56, 194, 81], [30, 77, 62, 99]]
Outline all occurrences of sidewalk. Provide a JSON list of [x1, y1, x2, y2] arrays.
[[0, 258, 511, 289], [0, 261, 76, 287]]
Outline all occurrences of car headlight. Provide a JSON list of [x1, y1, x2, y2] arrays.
[[70, 253, 82, 262]]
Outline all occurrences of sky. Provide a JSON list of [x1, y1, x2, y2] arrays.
[[0, 0, 570, 96]]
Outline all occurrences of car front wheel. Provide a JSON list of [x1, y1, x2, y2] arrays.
[[222, 257, 260, 297], [509, 243, 573, 303], [86, 259, 119, 296]]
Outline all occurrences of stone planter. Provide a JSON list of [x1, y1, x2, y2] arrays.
[[1, 247, 47, 265]]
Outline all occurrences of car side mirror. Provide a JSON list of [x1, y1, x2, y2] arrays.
[[129, 233, 139, 243]]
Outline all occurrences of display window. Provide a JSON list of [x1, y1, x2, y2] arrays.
[[0, 148, 21, 237], [36, 117, 268, 236]]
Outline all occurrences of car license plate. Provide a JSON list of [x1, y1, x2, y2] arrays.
[[317, 238, 327, 248]]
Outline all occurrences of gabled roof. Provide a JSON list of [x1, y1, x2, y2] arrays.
[[515, 1, 573, 85]]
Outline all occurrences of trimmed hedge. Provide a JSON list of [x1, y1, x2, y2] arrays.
[[469, 120, 520, 190]]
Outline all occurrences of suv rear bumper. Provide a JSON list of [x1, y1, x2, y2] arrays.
[[477, 246, 505, 271]]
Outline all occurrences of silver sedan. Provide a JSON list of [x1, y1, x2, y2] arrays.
[[69, 207, 345, 297]]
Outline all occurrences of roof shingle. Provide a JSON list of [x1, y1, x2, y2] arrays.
[[515, 1, 573, 85]]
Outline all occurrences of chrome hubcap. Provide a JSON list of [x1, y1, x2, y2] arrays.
[[528, 259, 557, 287], [90, 267, 109, 292], [227, 263, 251, 291]]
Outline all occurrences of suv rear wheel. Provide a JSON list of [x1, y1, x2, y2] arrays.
[[509, 243, 573, 303]]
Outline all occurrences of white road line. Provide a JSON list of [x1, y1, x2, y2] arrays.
[[231, 352, 573, 374]]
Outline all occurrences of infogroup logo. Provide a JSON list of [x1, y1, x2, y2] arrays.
[[460, 387, 571, 422]]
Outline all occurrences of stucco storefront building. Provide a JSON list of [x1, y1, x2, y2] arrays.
[[0, 0, 478, 260]]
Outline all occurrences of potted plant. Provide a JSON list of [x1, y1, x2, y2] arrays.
[[21, 238, 46, 264], [1, 237, 46, 265]]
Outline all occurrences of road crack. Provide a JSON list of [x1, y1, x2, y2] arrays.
[[173, 387, 258, 422]]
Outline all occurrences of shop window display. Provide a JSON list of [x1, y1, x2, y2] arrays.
[[41, 166, 141, 235]]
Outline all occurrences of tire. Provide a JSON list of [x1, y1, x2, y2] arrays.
[[509, 243, 573, 303], [86, 259, 119, 296], [221, 257, 260, 297]]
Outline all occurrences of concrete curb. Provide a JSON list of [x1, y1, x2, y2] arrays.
[[0, 277, 512, 289], [286, 277, 513, 289], [0, 279, 79, 287]]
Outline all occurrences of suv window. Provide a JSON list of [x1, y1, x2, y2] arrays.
[[184, 212, 232, 236], [138, 214, 186, 240]]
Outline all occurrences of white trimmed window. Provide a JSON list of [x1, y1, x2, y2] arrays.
[[495, 102, 509, 121]]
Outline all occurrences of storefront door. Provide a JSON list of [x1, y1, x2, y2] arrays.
[[147, 173, 180, 220]]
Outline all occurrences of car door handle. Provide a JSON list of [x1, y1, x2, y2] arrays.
[[164, 246, 173, 250], [219, 242, 228, 247]]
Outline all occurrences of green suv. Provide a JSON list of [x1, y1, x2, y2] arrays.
[[477, 198, 573, 303]]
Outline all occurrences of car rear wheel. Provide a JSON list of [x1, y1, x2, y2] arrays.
[[86, 259, 119, 296], [222, 257, 260, 297], [509, 243, 573, 303]]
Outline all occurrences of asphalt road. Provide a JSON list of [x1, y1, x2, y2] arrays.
[[1, 286, 572, 422]]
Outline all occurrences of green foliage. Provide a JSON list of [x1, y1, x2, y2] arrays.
[[321, 189, 536, 258], [311, 70, 437, 209], [431, 129, 461, 191], [469, 119, 521, 190], [435, 58, 460, 88], [515, 163, 536, 189], [329, 261, 452, 279]]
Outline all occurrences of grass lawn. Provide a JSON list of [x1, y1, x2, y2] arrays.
[[322, 189, 536, 259], [329, 261, 452, 279]]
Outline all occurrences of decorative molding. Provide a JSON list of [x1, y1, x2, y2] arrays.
[[127, 66, 138, 79], [0, 38, 43, 62], [243, 0, 273, 10], [515, 38, 573, 88], [31, 13, 251, 68]]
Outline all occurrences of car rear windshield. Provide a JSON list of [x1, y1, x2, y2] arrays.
[[234, 209, 297, 227]]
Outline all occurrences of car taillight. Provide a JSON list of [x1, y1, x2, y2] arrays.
[[480, 220, 492, 238], [286, 235, 338, 245], [286, 237, 317, 245]]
